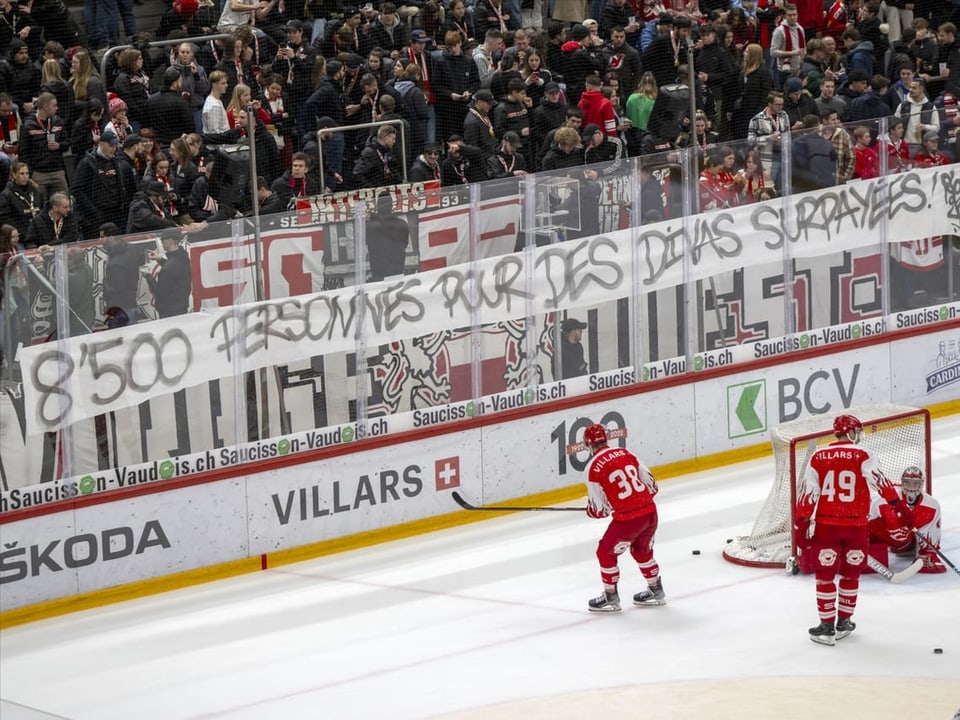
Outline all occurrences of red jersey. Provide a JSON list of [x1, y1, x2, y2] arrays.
[[824, 1, 847, 41], [699, 169, 736, 210], [797, 440, 887, 527], [853, 145, 879, 179], [870, 489, 942, 547], [913, 150, 951, 168], [586, 446, 657, 521]]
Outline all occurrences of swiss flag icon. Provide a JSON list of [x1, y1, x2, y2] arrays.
[[435, 457, 461, 491]]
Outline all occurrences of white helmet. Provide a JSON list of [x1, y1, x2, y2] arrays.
[[901, 466, 924, 503]]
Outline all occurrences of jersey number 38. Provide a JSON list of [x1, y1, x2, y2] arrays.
[[611, 465, 648, 500]]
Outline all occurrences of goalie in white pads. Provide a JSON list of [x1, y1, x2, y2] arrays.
[[582, 424, 665, 613], [868, 466, 946, 574]]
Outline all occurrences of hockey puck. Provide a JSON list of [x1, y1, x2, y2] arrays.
[[692, 550, 701, 555], [934, 648, 943, 654], [725, 538, 733, 544]]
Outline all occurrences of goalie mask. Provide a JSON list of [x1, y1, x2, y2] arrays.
[[584, 424, 608, 450], [901, 466, 924, 503], [833, 414, 863, 443]]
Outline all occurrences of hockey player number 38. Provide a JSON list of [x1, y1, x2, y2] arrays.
[[610, 466, 649, 500]]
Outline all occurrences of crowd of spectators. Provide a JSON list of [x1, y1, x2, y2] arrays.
[[1, 0, 960, 359], [0, 0, 954, 239]]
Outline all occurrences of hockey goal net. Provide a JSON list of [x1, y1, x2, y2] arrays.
[[722, 404, 932, 568]]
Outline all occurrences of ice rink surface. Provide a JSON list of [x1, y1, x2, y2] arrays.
[[2, 416, 959, 720]]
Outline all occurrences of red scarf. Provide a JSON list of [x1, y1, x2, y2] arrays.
[[408, 46, 433, 103], [779, 20, 805, 69]]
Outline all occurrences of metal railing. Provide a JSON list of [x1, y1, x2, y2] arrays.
[[101, 34, 233, 82], [316, 119, 408, 191]]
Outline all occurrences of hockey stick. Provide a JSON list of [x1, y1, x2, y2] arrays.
[[913, 530, 960, 577], [451, 491, 585, 512], [866, 555, 924, 584]]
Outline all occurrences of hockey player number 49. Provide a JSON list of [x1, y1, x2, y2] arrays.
[[820, 470, 857, 503]]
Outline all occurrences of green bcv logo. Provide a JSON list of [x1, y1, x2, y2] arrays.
[[158, 461, 175, 479], [79, 475, 97, 495], [341, 425, 354, 442], [727, 380, 767, 439], [278, 439, 291, 455]]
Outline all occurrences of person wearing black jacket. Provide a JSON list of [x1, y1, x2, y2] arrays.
[[462, 89, 498, 157], [0, 161, 41, 238], [101, 228, 143, 324], [19, 92, 69, 199], [354, 125, 401, 189], [271, 152, 322, 208], [433, 33, 480, 146], [24, 192, 78, 248], [276, 20, 318, 143], [145, 67, 196, 148], [695, 24, 739, 129], [408, 142, 443, 182], [256, 177, 287, 215], [71, 128, 133, 238], [365, 192, 410, 282], [441, 135, 486, 185], [142, 230, 192, 318], [126, 180, 180, 233]]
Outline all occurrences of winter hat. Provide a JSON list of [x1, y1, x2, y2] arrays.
[[162, 65, 182, 90], [109, 97, 128, 117], [100, 128, 120, 146], [174, 0, 199, 16], [785, 77, 803, 93]]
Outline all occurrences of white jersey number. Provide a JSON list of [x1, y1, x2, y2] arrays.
[[610, 465, 647, 500], [821, 469, 857, 503]]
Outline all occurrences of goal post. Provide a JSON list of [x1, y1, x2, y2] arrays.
[[722, 404, 932, 569]]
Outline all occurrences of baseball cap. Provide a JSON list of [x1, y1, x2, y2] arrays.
[[785, 77, 803, 93], [502, 130, 521, 146], [544, 81, 561, 94], [122, 133, 143, 149], [326, 59, 343, 76], [143, 179, 169, 196], [561, 318, 587, 332], [581, 123, 601, 140], [100, 128, 119, 146], [411, 29, 431, 43], [345, 53, 363, 69], [923, 130, 940, 142], [474, 89, 496, 103], [285, 19, 304, 31]]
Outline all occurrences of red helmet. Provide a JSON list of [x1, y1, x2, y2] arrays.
[[584, 424, 608, 447], [901, 466, 924, 502], [833, 414, 862, 438]]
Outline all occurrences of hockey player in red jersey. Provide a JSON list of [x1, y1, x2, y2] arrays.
[[583, 423, 665, 613], [868, 466, 946, 574], [795, 414, 899, 645]]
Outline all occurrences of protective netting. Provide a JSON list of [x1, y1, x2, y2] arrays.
[[723, 404, 930, 568]]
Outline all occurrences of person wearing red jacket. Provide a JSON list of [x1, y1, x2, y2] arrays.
[[578, 74, 617, 135], [583, 423, 666, 613]]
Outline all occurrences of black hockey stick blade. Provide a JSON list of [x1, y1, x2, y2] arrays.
[[451, 491, 585, 512]]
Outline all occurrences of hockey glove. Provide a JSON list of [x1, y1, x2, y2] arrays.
[[875, 473, 901, 504], [586, 502, 609, 519]]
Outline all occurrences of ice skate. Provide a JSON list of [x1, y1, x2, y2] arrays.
[[633, 578, 666, 606], [808, 621, 836, 646], [587, 590, 621, 613], [835, 618, 856, 640]]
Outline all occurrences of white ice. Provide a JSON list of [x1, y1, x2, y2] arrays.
[[1, 416, 959, 720]]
